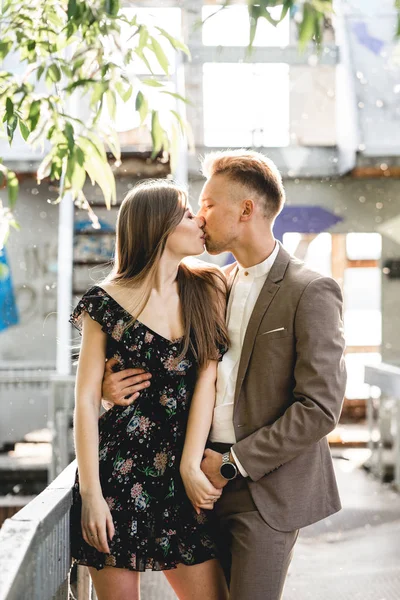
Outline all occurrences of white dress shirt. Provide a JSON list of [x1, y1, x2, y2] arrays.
[[209, 242, 280, 476]]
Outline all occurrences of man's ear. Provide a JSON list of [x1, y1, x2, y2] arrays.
[[240, 199, 254, 221]]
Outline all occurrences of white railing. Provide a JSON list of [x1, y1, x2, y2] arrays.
[[364, 362, 400, 490], [0, 461, 76, 600], [48, 375, 76, 482]]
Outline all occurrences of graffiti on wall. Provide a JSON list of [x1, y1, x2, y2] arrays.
[[14, 242, 58, 323]]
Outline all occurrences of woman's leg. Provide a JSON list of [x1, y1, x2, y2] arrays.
[[89, 566, 140, 600], [163, 559, 229, 600]]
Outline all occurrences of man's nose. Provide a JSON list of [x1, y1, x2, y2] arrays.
[[195, 215, 206, 228]]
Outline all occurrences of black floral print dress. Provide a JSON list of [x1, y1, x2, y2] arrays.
[[69, 285, 226, 572]]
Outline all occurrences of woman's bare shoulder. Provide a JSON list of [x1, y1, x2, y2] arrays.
[[97, 280, 140, 303]]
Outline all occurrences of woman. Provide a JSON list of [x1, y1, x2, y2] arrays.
[[69, 179, 230, 600]]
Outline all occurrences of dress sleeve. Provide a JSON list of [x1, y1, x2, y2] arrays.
[[69, 287, 116, 337]]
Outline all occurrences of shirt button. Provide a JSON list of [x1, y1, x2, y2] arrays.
[[244, 271, 249, 276]]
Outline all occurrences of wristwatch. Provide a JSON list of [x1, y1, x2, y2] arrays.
[[220, 451, 238, 480]]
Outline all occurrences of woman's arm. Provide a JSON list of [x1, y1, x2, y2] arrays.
[[180, 268, 228, 512], [74, 312, 114, 553], [180, 360, 224, 512]]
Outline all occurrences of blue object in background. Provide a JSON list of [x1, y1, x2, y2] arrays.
[[351, 21, 384, 56], [274, 205, 343, 242], [0, 247, 19, 332]]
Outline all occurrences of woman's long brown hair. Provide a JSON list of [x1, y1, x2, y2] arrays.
[[103, 179, 229, 368]]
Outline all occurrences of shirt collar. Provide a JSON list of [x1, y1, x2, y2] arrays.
[[237, 241, 280, 279]]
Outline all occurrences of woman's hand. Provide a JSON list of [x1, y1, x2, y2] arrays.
[[81, 493, 115, 554], [180, 466, 223, 514]]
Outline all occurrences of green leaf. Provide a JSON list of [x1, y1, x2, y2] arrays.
[[5, 97, 13, 120], [138, 26, 148, 52], [7, 115, 18, 144], [71, 57, 85, 74], [65, 154, 75, 189], [141, 78, 164, 88], [106, 0, 120, 17], [7, 171, 18, 209], [299, 3, 317, 50], [90, 81, 108, 109], [155, 27, 190, 58], [74, 146, 84, 167], [103, 127, 121, 161], [47, 63, 61, 83], [161, 90, 190, 104], [311, 0, 333, 13], [67, 0, 77, 19], [150, 36, 169, 75], [64, 122, 75, 153], [248, 4, 262, 47], [171, 110, 185, 135], [60, 64, 72, 78], [36, 65, 45, 81], [135, 90, 148, 124], [28, 100, 41, 131], [150, 110, 163, 158], [106, 89, 117, 121], [71, 160, 86, 190], [19, 119, 30, 141], [115, 81, 132, 103], [79, 138, 116, 209], [64, 78, 95, 93], [37, 152, 54, 181], [0, 40, 12, 61], [134, 48, 154, 75], [80, 133, 107, 161], [280, 0, 292, 21]]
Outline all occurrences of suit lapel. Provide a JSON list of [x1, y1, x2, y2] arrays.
[[233, 242, 291, 409]]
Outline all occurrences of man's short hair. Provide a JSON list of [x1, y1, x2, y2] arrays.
[[201, 149, 285, 219]]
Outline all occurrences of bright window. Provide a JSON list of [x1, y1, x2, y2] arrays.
[[203, 63, 289, 147], [344, 268, 381, 346], [346, 232, 382, 260], [202, 5, 290, 47], [345, 353, 382, 400]]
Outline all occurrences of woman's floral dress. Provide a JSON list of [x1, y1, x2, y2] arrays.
[[69, 285, 226, 572]]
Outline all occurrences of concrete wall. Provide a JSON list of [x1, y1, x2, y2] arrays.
[[0, 180, 59, 363]]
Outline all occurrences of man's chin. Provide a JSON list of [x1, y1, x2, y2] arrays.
[[205, 240, 225, 255]]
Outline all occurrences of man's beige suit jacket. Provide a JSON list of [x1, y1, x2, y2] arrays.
[[226, 242, 347, 532]]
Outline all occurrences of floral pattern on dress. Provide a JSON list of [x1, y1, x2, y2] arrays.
[[69, 285, 227, 572]]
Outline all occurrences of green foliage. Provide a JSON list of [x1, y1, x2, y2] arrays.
[[244, 0, 398, 50], [0, 0, 189, 246], [244, 0, 333, 49]]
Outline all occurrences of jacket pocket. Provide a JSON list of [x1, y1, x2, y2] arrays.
[[257, 327, 290, 341]]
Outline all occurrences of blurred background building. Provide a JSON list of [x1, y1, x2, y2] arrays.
[[1, 1, 400, 599]]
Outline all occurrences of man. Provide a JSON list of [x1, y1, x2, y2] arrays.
[[101, 150, 347, 600]]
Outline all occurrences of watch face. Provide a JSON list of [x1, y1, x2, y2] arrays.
[[220, 461, 237, 480]]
